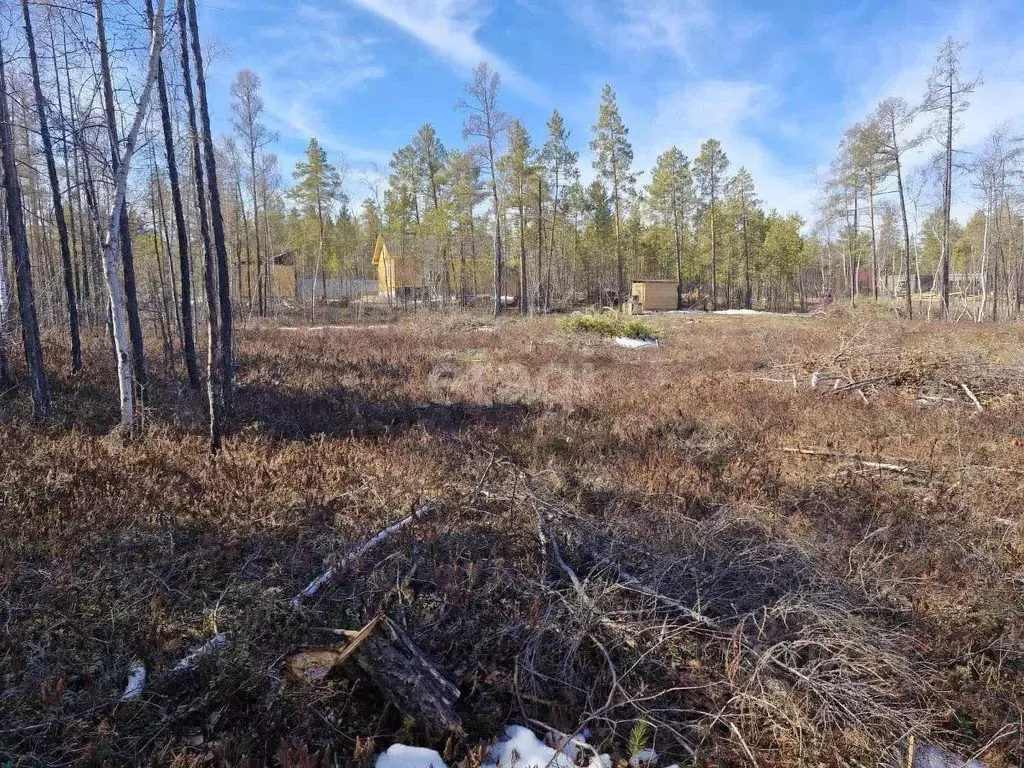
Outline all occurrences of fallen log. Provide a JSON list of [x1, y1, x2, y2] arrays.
[[353, 617, 464, 739], [291, 501, 438, 608]]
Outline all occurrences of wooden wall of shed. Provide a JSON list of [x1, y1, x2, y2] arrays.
[[633, 281, 677, 311]]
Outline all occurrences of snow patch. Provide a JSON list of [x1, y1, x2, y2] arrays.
[[614, 337, 659, 349], [486, 725, 577, 768], [913, 745, 987, 768], [629, 748, 659, 766], [120, 660, 146, 701], [376, 744, 448, 768]]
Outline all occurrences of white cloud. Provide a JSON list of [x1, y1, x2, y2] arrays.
[[229, 3, 391, 177], [341, 0, 548, 103], [636, 81, 816, 220], [570, 0, 714, 65]]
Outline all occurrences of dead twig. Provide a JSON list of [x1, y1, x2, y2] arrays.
[[290, 501, 438, 608]]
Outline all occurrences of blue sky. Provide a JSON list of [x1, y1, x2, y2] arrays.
[[197, 0, 1024, 221]]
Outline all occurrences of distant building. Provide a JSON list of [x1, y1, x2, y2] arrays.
[[371, 232, 494, 302], [237, 252, 297, 303], [629, 280, 678, 312], [373, 233, 427, 299]]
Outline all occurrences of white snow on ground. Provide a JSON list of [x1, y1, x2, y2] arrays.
[[629, 749, 659, 766], [912, 745, 987, 768], [376, 744, 448, 768], [487, 726, 576, 768], [614, 337, 659, 348]]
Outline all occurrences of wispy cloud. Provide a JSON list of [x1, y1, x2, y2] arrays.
[[341, 0, 547, 103], [228, 2, 390, 175], [636, 80, 817, 220], [569, 0, 715, 66]]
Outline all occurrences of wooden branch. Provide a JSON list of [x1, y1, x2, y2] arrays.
[[290, 501, 438, 608], [960, 382, 984, 413], [780, 446, 912, 474], [596, 557, 717, 628], [171, 632, 229, 674]]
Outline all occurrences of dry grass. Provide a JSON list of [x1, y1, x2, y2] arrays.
[[0, 311, 1021, 766]]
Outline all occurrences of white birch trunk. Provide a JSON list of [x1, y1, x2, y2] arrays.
[[96, 0, 166, 429], [977, 203, 990, 322]]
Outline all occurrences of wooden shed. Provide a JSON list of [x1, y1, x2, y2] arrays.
[[236, 252, 297, 302], [630, 280, 678, 312], [373, 234, 426, 298]]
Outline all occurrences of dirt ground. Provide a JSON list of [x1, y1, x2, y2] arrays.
[[1, 311, 1021, 766]]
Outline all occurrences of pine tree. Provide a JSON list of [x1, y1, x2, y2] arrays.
[[647, 147, 692, 308], [693, 139, 730, 309], [541, 110, 577, 311], [290, 138, 343, 322], [590, 85, 636, 297], [499, 120, 536, 314], [459, 62, 509, 316]]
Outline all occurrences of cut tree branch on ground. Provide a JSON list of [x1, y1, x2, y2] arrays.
[[290, 501, 438, 608], [960, 382, 984, 413], [590, 555, 718, 628], [780, 447, 913, 474]]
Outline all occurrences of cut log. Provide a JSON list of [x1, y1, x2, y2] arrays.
[[353, 618, 464, 739]]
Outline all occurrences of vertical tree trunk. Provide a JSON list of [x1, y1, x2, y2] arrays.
[[0, 198, 16, 386], [178, 0, 221, 450], [868, 171, 878, 302], [893, 125, 913, 319], [518, 187, 527, 315], [148, 0, 200, 389], [94, 0, 166, 431], [536, 175, 543, 313], [96, 0, 148, 398], [709, 194, 717, 310], [941, 80, 953, 319], [23, 0, 81, 373], [248, 146, 264, 316], [0, 35, 50, 416], [187, 0, 233, 405]]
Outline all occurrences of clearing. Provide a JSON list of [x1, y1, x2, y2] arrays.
[[1, 312, 1022, 767]]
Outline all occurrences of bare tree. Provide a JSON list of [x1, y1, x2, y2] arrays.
[[92, 0, 167, 430], [95, 0, 148, 396], [23, 0, 81, 373], [231, 70, 276, 316], [459, 62, 509, 316], [923, 38, 981, 319], [188, 0, 233, 406], [144, 0, 200, 389], [0, 29, 50, 416], [177, 0, 221, 450]]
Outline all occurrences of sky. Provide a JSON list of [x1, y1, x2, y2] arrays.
[[196, 0, 1024, 223]]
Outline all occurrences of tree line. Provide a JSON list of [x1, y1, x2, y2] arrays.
[[815, 37, 1023, 321], [3, 12, 1016, 441]]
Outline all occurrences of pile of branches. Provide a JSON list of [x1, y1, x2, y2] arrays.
[[0, 459, 987, 766], [759, 331, 1023, 412]]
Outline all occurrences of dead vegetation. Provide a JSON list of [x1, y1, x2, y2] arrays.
[[0, 313, 1021, 766]]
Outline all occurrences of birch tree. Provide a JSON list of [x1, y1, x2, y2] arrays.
[[96, 0, 148, 396], [94, 0, 167, 430]]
